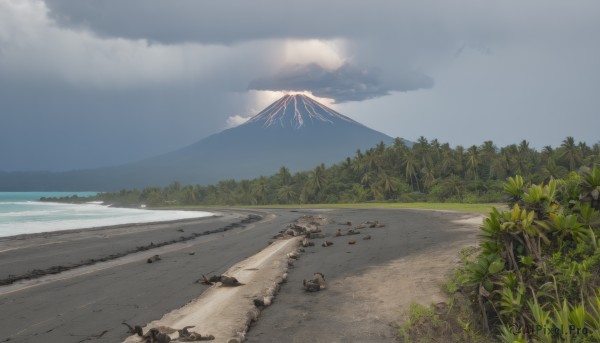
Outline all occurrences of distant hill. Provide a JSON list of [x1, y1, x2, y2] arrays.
[[1, 94, 407, 191]]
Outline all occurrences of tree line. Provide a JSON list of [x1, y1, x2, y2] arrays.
[[53, 136, 599, 207]]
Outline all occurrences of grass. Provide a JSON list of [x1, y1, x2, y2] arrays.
[[170, 202, 501, 214], [397, 298, 489, 342]]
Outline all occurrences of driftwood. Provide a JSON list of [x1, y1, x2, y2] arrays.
[[122, 322, 143, 337], [147, 255, 161, 263], [144, 328, 171, 343], [198, 274, 244, 286], [303, 272, 326, 292], [123, 322, 216, 342], [356, 221, 385, 229], [176, 325, 215, 341], [273, 216, 328, 240], [122, 324, 215, 342], [301, 238, 314, 247], [303, 279, 320, 292]]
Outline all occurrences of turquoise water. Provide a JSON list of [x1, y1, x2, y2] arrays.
[[0, 192, 213, 237]]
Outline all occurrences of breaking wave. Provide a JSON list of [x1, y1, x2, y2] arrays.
[[0, 192, 213, 237]]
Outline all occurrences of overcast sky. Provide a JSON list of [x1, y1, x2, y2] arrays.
[[1, 0, 599, 171]]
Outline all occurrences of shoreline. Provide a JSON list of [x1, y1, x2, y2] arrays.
[[0, 208, 483, 342], [0, 212, 262, 286], [0, 212, 222, 242], [0, 200, 218, 239]]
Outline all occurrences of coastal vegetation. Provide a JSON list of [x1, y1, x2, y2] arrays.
[[400, 165, 600, 342], [40, 135, 600, 342], [47, 136, 599, 208], [210, 202, 498, 213]]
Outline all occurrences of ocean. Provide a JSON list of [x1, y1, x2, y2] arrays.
[[0, 192, 213, 237]]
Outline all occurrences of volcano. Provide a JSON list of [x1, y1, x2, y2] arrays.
[[1, 94, 402, 191], [245, 94, 363, 129]]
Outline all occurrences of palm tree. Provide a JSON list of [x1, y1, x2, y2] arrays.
[[277, 185, 297, 204], [216, 179, 237, 205], [540, 157, 567, 182], [180, 185, 197, 205], [277, 166, 292, 186], [518, 140, 535, 175], [467, 145, 480, 180], [586, 143, 600, 165], [506, 141, 533, 177], [252, 176, 269, 204], [541, 145, 553, 156], [579, 141, 591, 157], [479, 140, 497, 179], [351, 155, 367, 182], [402, 149, 420, 192], [501, 144, 516, 174], [238, 179, 253, 204], [309, 164, 326, 194], [376, 171, 400, 199], [430, 139, 442, 161], [489, 157, 507, 180], [392, 137, 407, 150], [421, 164, 436, 191], [360, 171, 375, 187], [441, 175, 465, 200], [539, 145, 556, 167], [439, 143, 454, 178], [364, 149, 382, 172], [454, 145, 466, 177], [164, 181, 182, 202], [414, 136, 433, 170], [413, 136, 430, 156], [518, 139, 531, 154], [341, 157, 352, 171], [560, 136, 582, 171]]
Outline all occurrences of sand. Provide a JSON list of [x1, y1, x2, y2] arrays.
[[0, 208, 483, 343], [246, 209, 482, 343], [123, 237, 301, 343]]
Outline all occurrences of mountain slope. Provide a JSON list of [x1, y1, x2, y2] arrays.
[[245, 94, 361, 128], [1, 95, 403, 191]]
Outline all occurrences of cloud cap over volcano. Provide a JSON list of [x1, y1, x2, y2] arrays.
[[248, 63, 433, 103]]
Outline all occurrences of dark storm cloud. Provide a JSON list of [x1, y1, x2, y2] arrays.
[[37, 1, 470, 104], [38, 1, 458, 104], [248, 63, 433, 103], [43, 0, 395, 44]]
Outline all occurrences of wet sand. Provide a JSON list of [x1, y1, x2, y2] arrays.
[[0, 208, 482, 342]]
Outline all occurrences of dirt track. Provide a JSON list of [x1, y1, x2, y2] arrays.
[[245, 209, 482, 343]]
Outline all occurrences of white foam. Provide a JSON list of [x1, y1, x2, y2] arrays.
[[0, 202, 213, 237]]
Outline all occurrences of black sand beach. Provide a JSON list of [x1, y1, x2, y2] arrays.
[[0, 208, 481, 342]]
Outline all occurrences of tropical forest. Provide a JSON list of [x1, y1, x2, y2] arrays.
[[56, 136, 600, 208]]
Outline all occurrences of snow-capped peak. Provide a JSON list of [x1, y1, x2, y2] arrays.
[[245, 94, 361, 129]]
